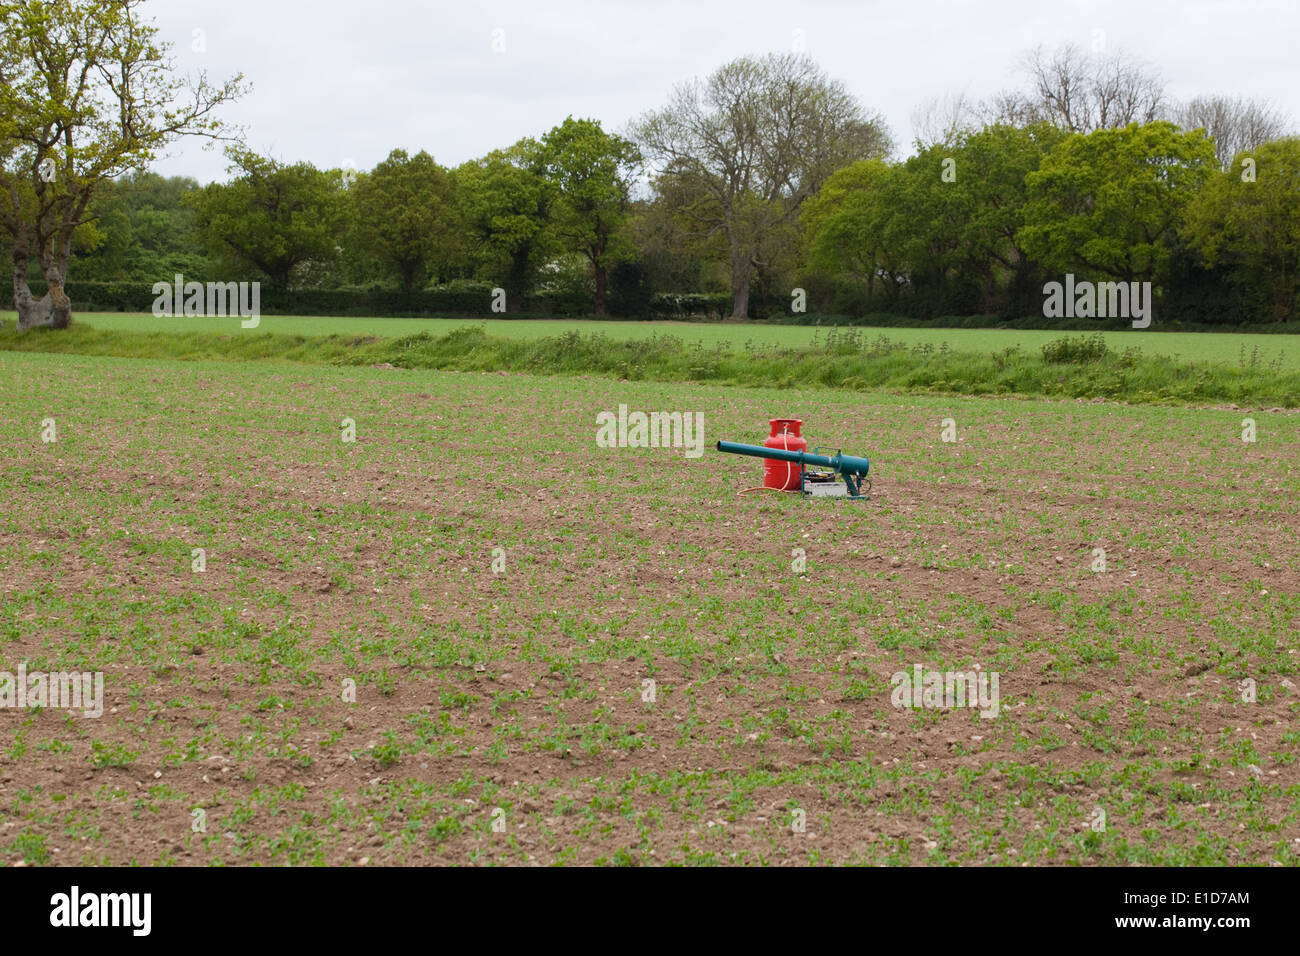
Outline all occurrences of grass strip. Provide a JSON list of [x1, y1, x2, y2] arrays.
[[2, 323, 1297, 407]]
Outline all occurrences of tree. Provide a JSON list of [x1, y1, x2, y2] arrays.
[[1182, 137, 1300, 320], [978, 44, 1166, 134], [0, 0, 243, 328], [624, 192, 727, 301], [935, 123, 1067, 313], [187, 147, 349, 291], [803, 124, 1065, 316], [119, 174, 211, 279], [453, 140, 556, 311], [801, 159, 904, 307], [541, 117, 640, 317], [1175, 95, 1291, 170], [71, 172, 212, 282], [350, 149, 461, 293], [64, 181, 130, 283], [633, 53, 891, 319], [1018, 122, 1216, 288], [909, 92, 978, 149]]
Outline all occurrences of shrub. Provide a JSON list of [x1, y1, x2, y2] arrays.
[[1042, 333, 1109, 364]]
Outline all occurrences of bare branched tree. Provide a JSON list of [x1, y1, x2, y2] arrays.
[[974, 43, 1166, 135], [1020, 43, 1165, 133], [1175, 95, 1291, 168], [910, 92, 978, 149], [632, 53, 891, 318], [971, 90, 1046, 130]]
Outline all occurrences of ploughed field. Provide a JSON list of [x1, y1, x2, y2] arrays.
[[0, 349, 1297, 865]]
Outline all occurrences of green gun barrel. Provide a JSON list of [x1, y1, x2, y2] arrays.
[[715, 440, 870, 498]]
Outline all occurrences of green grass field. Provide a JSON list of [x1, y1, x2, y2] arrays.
[[5, 310, 1299, 371]]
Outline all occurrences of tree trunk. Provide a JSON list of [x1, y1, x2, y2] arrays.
[[15, 289, 53, 329], [593, 265, 608, 317], [399, 260, 425, 294], [730, 251, 752, 320], [19, 235, 76, 329], [42, 265, 72, 329], [506, 249, 532, 313], [730, 276, 750, 320], [13, 244, 55, 330]]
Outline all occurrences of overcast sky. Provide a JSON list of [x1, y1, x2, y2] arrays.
[[149, 0, 1300, 182]]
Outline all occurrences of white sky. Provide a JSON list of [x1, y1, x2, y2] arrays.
[[149, 0, 1300, 182]]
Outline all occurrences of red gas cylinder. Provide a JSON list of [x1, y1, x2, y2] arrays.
[[763, 419, 806, 491]]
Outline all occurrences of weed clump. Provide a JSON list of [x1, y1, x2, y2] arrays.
[[1042, 333, 1109, 364]]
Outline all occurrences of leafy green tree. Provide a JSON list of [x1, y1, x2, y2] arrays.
[[879, 148, 971, 308], [904, 123, 1066, 313], [806, 151, 976, 314], [633, 53, 891, 318], [0, 0, 243, 328], [187, 147, 349, 291], [801, 159, 902, 303], [66, 184, 130, 283], [1182, 137, 1300, 320], [453, 140, 556, 310], [803, 124, 1063, 315], [541, 117, 640, 316], [350, 149, 461, 293], [72, 172, 212, 282], [1018, 122, 1217, 286], [624, 193, 727, 303]]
